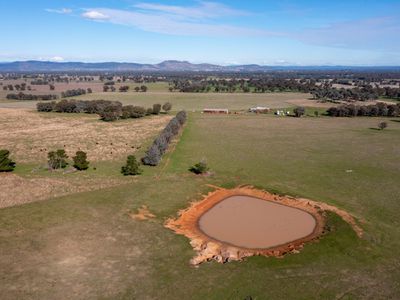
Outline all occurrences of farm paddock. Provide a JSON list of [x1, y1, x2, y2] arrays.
[[0, 109, 399, 299]]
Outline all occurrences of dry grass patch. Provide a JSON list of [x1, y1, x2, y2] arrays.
[[0, 173, 134, 208], [0, 108, 172, 163]]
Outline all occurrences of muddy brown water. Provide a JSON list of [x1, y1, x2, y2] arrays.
[[198, 195, 317, 249]]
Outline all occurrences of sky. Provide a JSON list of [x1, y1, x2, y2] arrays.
[[1, 0, 400, 65]]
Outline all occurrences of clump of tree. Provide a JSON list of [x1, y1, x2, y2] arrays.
[[189, 159, 209, 175], [294, 106, 306, 117], [61, 88, 86, 98], [48, 149, 68, 170], [142, 111, 187, 166], [0, 149, 16, 172], [327, 103, 400, 117], [99, 102, 123, 122], [7, 93, 57, 101], [121, 155, 142, 175], [73, 151, 89, 170], [119, 85, 129, 92]]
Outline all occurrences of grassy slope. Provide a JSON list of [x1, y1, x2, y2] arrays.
[[1, 114, 400, 299]]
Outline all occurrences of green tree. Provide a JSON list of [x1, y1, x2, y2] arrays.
[[162, 102, 172, 113], [73, 151, 89, 170], [0, 149, 16, 172], [48, 149, 68, 170], [121, 155, 142, 176]]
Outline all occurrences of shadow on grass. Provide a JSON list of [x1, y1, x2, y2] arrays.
[[390, 119, 400, 123], [368, 128, 382, 131]]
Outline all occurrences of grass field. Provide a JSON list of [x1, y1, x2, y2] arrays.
[[1, 105, 400, 299], [0, 91, 323, 111]]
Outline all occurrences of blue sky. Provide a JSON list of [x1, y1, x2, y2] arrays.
[[1, 0, 400, 65]]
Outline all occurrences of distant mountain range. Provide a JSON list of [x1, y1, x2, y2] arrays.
[[0, 60, 399, 72]]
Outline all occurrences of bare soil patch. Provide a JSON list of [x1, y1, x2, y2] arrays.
[[166, 186, 362, 265], [0, 108, 171, 163]]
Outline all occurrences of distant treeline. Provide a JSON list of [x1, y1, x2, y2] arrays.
[[7, 92, 57, 100], [36, 99, 172, 122], [170, 78, 400, 102], [327, 102, 400, 117], [142, 111, 187, 166]]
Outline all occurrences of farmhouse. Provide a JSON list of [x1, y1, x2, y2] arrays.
[[249, 106, 270, 113], [203, 108, 229, 114]]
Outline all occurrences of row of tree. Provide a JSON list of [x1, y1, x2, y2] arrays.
[[142, 111, 187, 166], [170, 78, 400, 102], [36, 99, 173, 122], [61, 88, 89, 98], [326, 103, 400, 117], [7, 92, 58, 100]]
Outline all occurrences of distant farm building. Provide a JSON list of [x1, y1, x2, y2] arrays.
[[203, 108, 229, 114], [249, 106, 270, 113]]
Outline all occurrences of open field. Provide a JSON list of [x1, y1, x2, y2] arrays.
[[0, 108, 171, 207], [0, 91, 329, 111], [0, 108, 171, 163], [1, 108, 400, 298]]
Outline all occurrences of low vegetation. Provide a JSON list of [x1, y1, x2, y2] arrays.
[[189, 159, 209, 174], [0, 149, 16, 172]]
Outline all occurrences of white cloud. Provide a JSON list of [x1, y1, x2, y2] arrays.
[[49, 56, 65, 62], [45, 8, 72, 14], [80, 6, 275, 37], [134, 1, 249, 19], [82, 10, 109, 20]]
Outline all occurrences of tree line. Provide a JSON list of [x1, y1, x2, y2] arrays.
[[37, 99, 172, 122], [7, 92, 58, 100], [61, 88, 91, 98], [142, 111, 187, 166], [326, 102, 400, 117]]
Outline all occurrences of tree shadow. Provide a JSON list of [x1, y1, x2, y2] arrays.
[[368, 128, 381, 131], [390, 119, 400, 123]]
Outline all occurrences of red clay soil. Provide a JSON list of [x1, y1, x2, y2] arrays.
[[165, 186, 363, 265]]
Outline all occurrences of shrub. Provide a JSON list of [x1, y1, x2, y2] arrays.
[[48, 149, 68, 170], [0, 149, 16, 172], [37, 101, 56, 112], [162, 102, 172, 113], [73, 151, 89, 170], [121, 155, 142, 175], [152, 103, 162, 115], [146, 108, 153, 115], [378, 121, 388, 130], [189, 159, 209, 174], [293, 106, 305, 117]]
